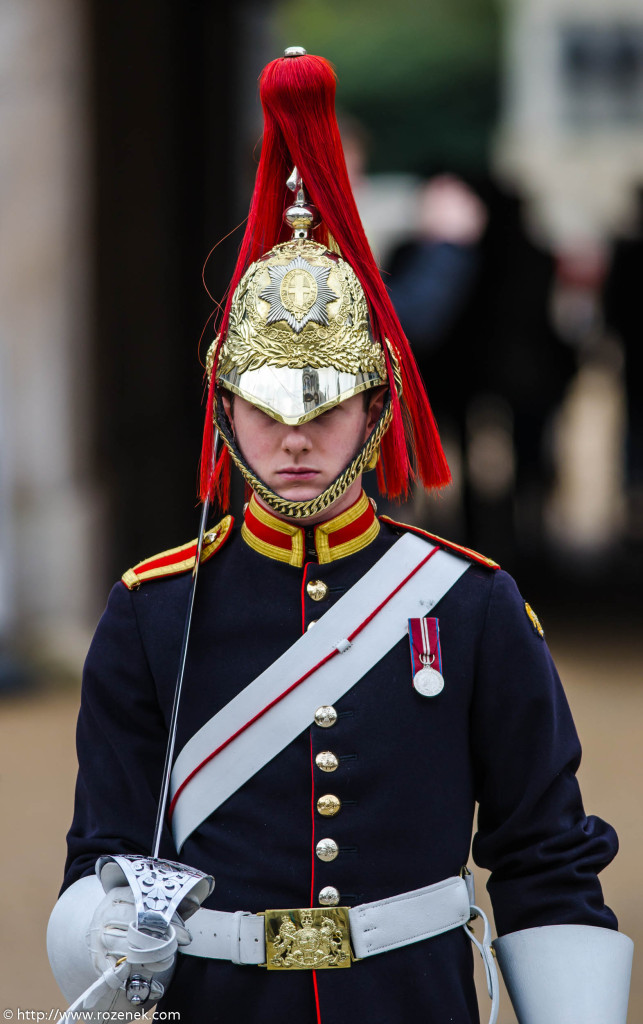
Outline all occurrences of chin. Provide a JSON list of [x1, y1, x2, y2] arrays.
[[273, 483, 326, 501]]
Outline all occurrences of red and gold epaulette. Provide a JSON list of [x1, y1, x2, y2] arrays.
[[121, 515, 234, 590], [379, 515, 499, 570]]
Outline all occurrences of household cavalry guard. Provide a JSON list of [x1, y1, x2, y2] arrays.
[[48, 48, 632, 1024]]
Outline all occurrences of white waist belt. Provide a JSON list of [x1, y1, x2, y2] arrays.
[[182, 875, 499, 1024], [183, 875, 469, 964]]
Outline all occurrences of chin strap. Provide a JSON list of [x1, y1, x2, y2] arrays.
[[214, 389, 393, 520]]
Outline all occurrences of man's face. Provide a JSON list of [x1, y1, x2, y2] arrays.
[[222, 391, 384, 522]]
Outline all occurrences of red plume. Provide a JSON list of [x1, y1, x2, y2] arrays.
[[200, 52, 450, 504]]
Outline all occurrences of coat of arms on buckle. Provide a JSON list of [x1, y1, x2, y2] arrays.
[[264, 907, 351, 969]]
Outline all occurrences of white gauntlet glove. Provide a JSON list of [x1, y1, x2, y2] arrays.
[[493, 924, 633, 1024], [87, 885, 191, 1006], [48, 856, 214, 1021]]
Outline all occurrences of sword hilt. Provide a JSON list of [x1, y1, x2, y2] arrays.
[[97, 853, 214, 935]]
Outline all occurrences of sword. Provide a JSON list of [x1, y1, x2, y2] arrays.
[[60, 433, 220, 1019], [152, 429, 218, 858]]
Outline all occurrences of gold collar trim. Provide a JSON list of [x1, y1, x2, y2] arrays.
[[241, 491, 379, 566]]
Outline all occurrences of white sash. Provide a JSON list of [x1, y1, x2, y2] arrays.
[[170, 533, 469, 850]]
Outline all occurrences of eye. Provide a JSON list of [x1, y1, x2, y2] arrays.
[[252, 406, 276, 424], [318, 405, 339, 420]]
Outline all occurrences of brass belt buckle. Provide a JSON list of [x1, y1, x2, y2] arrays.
[[263, 907, 352, 970]]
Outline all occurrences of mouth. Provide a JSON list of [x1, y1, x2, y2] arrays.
[[276, 467, 321, 482]]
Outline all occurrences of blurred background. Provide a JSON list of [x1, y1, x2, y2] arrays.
[[1, 0, 641, 1019]]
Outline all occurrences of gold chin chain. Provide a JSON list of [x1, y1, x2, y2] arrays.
[[215, 397, 393, 520]]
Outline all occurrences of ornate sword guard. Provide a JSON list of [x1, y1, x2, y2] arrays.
[[96, 854, 214, 937]]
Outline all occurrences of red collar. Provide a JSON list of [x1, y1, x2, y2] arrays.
[[241, 491, 380, 567]]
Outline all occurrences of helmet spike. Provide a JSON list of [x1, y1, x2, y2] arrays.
[[284, 167, 319, 240], [286, 166, 301, 193]]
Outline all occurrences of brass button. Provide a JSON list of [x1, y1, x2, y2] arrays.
[[316, 750, 339, 772], [317, 793, 341, 817], [204, 530, 218, 544], [314, 705, 337, 728], [318, 886, 340, 906], [306, 579, 329, 601], [316, 838, 339, 862], [307, 620, 317, 631]]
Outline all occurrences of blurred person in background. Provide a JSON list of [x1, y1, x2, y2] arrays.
[[388, 180, 576, 571], [464, 185, 577, 567], [47, 49, 632, 1024], [383, 173, 487, 533], [342, 125, 489, 531], [603, 185, 643, 546], [387, 173, 487, 354]]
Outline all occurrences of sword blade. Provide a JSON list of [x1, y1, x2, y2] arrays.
[[151, 431, 218, 858]]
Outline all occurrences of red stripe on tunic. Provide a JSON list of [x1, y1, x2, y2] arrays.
[[245, 505, 298, 552], [137, 545, 197, 573], [327, 502, 375, 550]]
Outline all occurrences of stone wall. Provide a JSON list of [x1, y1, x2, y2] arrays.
[[0, 0, 100, 668]]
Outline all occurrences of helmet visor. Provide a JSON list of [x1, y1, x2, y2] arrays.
[[217, 363, 384, 425]]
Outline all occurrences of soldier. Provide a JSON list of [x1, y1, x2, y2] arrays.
[[48, 49, 632, 1024]]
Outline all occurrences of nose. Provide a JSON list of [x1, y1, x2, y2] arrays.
[[281, 425, 312, 455]]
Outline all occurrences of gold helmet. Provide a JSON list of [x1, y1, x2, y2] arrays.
[[215, 236, 386, 426], [201, 49, 449, 518]]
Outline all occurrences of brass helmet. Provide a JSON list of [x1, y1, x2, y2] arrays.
[[201, 49, 449, 518], [215, 238, 386, 426]]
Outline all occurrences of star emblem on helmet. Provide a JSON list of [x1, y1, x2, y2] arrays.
[[260, 256, 339, 335]]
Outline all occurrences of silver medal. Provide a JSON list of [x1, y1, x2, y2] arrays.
[[412, 616, 444, 697], [413, 666, 445, 697]]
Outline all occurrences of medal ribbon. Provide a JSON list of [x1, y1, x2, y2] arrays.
[[408, 617, 442, 679]]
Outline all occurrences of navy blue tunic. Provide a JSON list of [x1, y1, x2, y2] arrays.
[[63, 516, 617, 1023]]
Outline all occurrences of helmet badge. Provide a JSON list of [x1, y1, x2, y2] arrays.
[[260, 256, 339, 334]]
